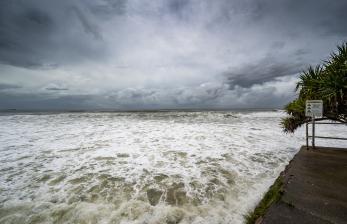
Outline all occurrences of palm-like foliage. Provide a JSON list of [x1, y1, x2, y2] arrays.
[[282, 43, 347, 132]]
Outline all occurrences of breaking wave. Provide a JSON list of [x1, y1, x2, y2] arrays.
[[0, 111, 345, 223]]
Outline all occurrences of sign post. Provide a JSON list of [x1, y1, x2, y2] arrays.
[[305, 100, 323, 149], [312, 115, 315, 148]]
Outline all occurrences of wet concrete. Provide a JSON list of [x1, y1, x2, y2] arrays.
[[261, 146, 347, 224]]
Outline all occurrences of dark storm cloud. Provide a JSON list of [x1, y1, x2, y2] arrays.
[[225, 56, 304, 88], [0, 1, 54, 67], [0, 0, 107, 68], [0, 0, 346, 110], [1, 0, 346, 69]]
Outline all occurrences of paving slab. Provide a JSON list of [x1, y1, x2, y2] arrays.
[[261, 146, 347, 224]]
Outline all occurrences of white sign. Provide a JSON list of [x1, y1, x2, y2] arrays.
[[306, 100, 323, 117]]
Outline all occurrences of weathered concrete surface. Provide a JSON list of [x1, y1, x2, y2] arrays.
[[261, 146, 347, 224]]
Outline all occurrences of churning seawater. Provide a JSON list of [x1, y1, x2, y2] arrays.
[[0, 111, 346, 224]]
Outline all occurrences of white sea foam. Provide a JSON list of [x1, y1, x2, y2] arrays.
[[0, 111, 346, 224]]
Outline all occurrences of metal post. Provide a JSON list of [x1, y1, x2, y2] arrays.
[[306, 122, 309, 149], [312, 116, 315, 149]]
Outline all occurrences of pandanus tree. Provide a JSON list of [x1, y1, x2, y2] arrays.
[[282, 43, 347, 132]]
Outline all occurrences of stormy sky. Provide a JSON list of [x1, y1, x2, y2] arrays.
[[0, 0, 346, 110]]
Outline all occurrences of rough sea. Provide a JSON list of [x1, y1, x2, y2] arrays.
[[0, 111, 346, 224]]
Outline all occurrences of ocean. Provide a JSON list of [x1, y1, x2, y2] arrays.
[[0, 111, 346, 224]]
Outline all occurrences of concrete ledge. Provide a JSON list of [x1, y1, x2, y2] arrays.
[[260, 146, 347, 224]]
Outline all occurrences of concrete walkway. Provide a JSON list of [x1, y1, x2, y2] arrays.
[[261, 146, 347, 224]]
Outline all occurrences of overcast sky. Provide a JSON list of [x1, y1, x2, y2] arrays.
[[0, 0, 346, 110]]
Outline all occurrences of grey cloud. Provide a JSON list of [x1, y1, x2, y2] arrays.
[[0, 83, 21, 90], [45, 87, 69, 91]]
